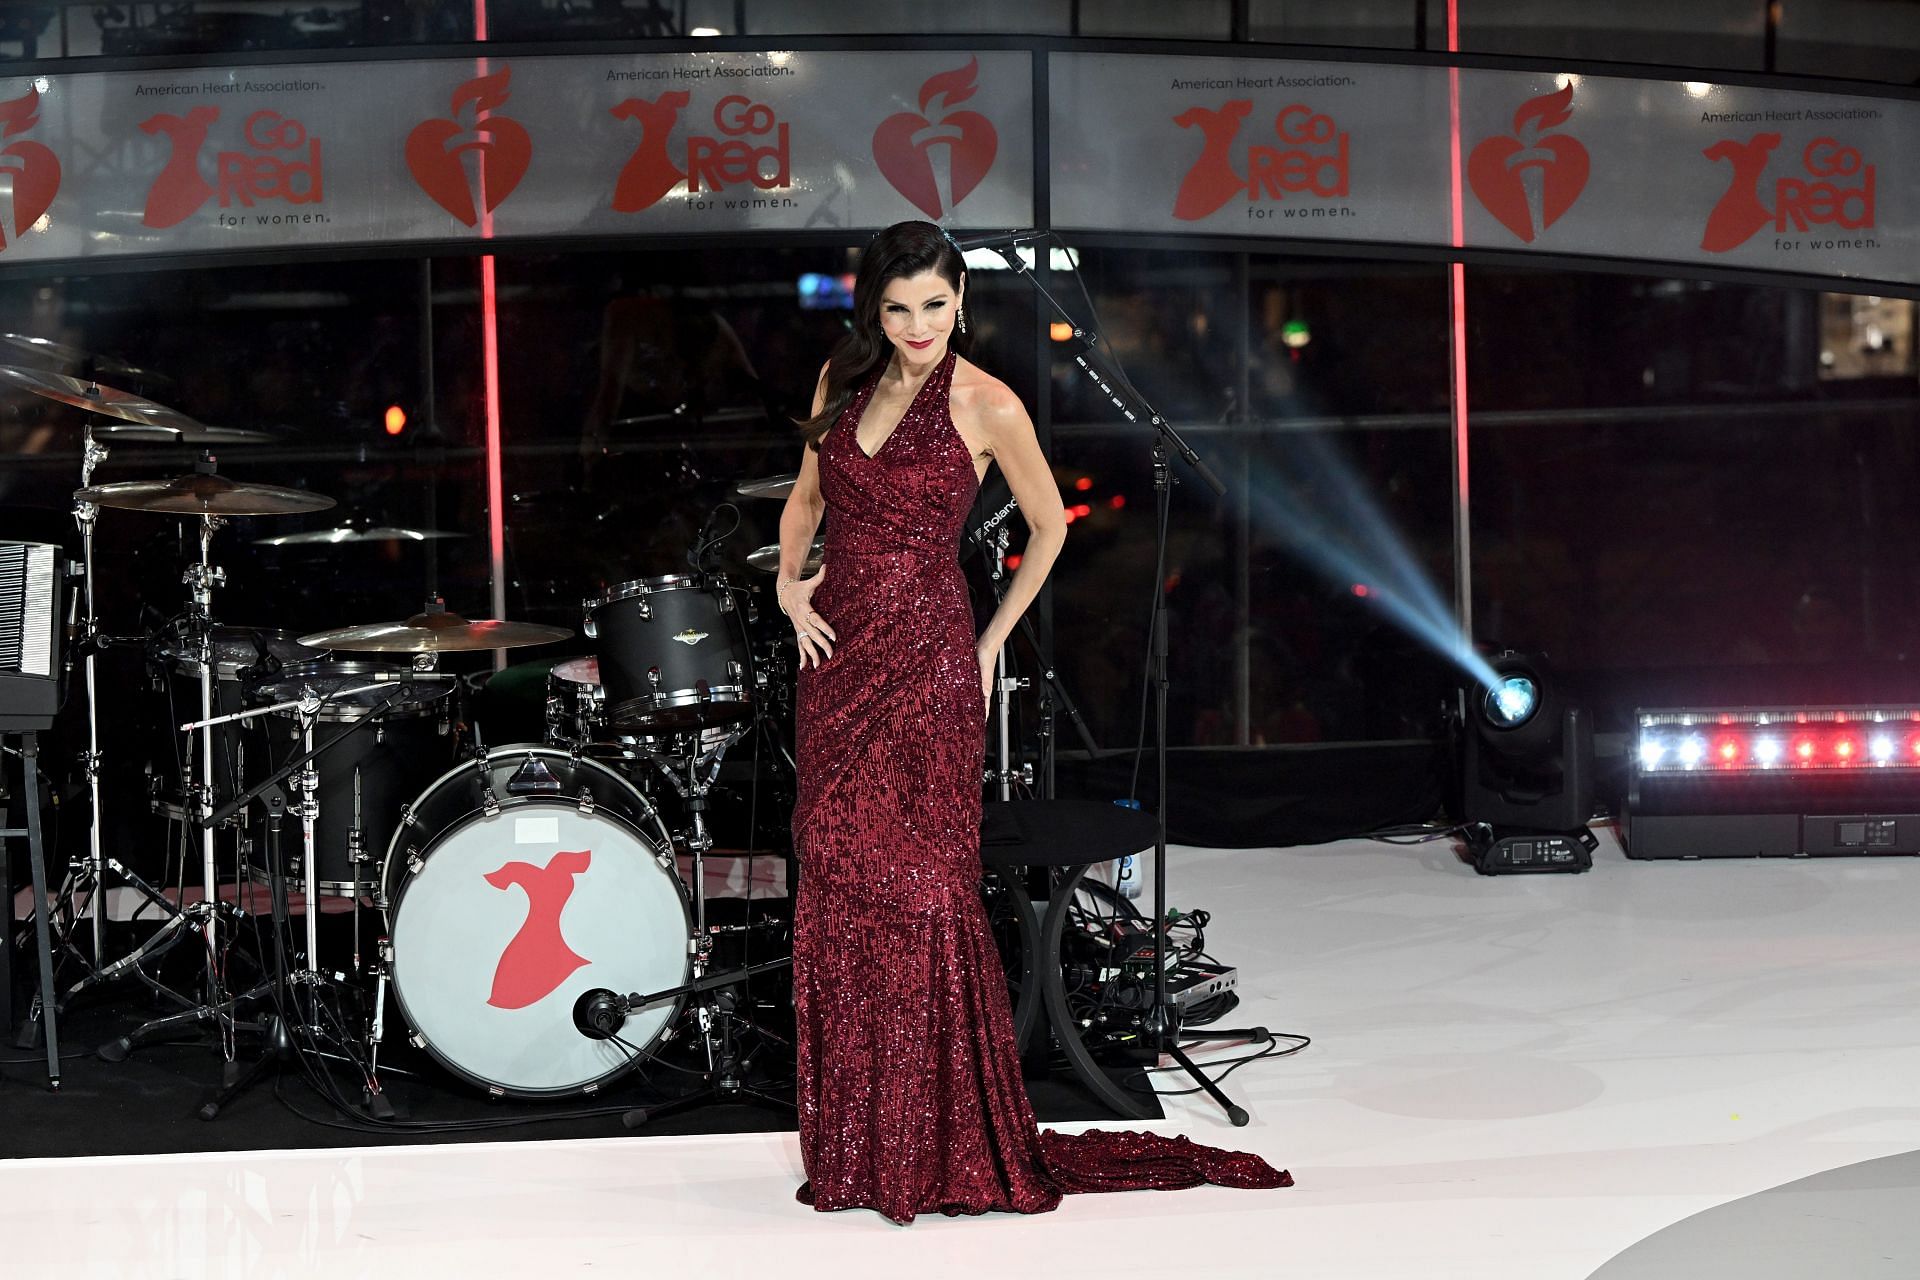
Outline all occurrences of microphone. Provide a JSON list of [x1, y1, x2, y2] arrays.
[[574, 988, 627, 1040], [949, 228, 1049, 253]]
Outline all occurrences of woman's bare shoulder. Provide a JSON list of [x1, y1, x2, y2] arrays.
[[951, 356, 1023, 416]]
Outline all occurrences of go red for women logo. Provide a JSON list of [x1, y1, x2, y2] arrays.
[[140, 106, 323, 228], [872, 58, 999, 219], [0, 86, 60, 250], [1172, 101, 1349, 221], [1700, 134, 1875, 252], [406, 67, 532, 227], [1467, 85, 1590, 243], [610, 91, 791, 212]]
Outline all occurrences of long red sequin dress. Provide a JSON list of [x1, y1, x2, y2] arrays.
[[791, 351, 1291, 1223]]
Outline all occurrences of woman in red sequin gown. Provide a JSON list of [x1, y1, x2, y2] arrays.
[[776, 222, 1290, 1224]]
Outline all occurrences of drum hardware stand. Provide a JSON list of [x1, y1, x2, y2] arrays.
[[63, 856, 212, 1016], [198, 683, 441, 1121], [94, 491, 259, 1069], [183, 707, 398, 1119], [983, 521, 1034, 800], [974, 511, 1100, 800], [56, 419, 112, 967], [976, 233, 1268, 1125], [605, 732, 794, 1124], [1, 732, 63, 1087]]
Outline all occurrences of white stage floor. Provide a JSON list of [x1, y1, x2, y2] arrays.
[[6, 826, 1919, 1278]]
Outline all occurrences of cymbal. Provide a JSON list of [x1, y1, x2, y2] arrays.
[[298, 608, 571, 653], [76, 473, 337, 516], [746, 537, 823, 574], [256, 524, 464, 547], [735, 472, 797, 500], [0, 334, 162, 382], [0, 365, 203, 432], [91, 421, 275, 445]]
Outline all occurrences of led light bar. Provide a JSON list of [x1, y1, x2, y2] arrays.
[[1626, 704, 1920, 860], [1635, 706, 1920, 775]]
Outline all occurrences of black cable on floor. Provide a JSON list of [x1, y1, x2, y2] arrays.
[[1122, 1031, 1311, 1098]]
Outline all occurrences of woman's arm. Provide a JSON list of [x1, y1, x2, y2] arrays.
[[776, 362, 837, 667]]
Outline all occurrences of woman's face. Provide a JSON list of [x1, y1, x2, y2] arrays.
[[876, 268, 963, 365]]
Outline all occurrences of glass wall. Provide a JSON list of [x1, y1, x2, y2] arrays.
[[1048, 247, 1456, 749], [1467, 269, 1920, 726]]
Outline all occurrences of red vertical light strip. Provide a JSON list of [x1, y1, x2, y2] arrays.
[[474, 0, 507, 641], [1445, 0, 1474, 643]]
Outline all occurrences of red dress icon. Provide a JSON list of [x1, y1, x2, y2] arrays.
[[484, 850, 592, 1010], [1172, 102, 1253, 221], [610, 91, 690, 213]]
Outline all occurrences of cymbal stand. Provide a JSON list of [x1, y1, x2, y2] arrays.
[[65, 419, 110, 962], [99, 505, 252, 1065], [184, 509, 237, 1058]]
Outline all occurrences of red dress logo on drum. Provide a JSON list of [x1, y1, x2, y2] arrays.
[[484, 850, 592, 1010]]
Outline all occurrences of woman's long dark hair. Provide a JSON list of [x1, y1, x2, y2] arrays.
[[798, 220, 971, 449]]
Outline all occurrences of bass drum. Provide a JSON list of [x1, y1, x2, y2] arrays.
[[380, 746, 691, 1098]]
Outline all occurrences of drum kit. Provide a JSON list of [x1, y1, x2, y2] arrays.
[[7, 356, 809, 1118]]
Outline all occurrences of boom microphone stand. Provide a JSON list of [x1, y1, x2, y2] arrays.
[[963, 230, 1269, 1125]]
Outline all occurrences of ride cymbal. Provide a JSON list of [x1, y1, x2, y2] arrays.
[[298, 607, 571, 653], [256, 524, 463, 546], [76, 473, 336, 516]]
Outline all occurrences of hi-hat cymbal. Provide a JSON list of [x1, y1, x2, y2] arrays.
[[746, 537, 823, 574], [76, 473, 336, 516], [298, 608, 571, 653], [735, 472, 797, 500], [91, 421, 275, 445], [0, 365, 203, 432], [256, 524, 464, 547]]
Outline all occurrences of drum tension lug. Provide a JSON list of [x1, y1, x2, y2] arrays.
[[578, 788, 595, 817], [406, 849, 423, 875]]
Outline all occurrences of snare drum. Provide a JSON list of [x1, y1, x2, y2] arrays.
[[583, 574, 752, 733], [252, 658, 452, 719], [379, 746, 691, 1098], [544, 656, 606, 751]]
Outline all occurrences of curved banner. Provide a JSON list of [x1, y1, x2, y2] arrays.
[[1051, 51, 1918, 287], [0, 49, 1032, 264], [1051, 53, 1452, 246]]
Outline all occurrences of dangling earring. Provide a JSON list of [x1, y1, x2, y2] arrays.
[[958, 307, 968, 336]]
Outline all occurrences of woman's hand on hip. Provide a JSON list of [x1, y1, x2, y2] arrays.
[[779, 568, 835, 668]]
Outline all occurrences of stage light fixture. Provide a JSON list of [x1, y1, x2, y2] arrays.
[[1484, 673, 1539, 728], [1626, 704, 1920, 859], [1459, 652, 1595, 874]]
